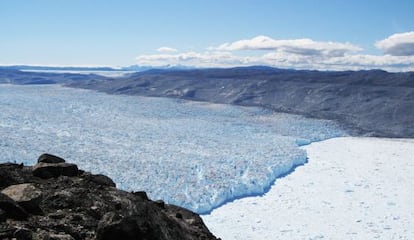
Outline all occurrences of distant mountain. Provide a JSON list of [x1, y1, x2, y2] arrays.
[[0, 65, 118, 71], [0, 68, 108, 84], [0, 64, 197, 72], [120, 64, 196, 72]]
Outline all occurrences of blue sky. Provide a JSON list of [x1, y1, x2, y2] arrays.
[[1, 0, 414, 70]]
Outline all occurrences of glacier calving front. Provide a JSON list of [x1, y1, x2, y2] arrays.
[[0, 85, 345, 213]]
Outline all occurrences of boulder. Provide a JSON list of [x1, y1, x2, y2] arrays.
[[38, 153, 66, 164], [132, 191, 149, 201], [32, 162, 78, 179], [1, 183, 42, 213], [0, 192, 28, 220], [84, 173, 116, 187], [0, 163, 27, 188]]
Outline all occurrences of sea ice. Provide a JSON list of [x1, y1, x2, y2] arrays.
[[0, 84, 345, 213], [202, 137, 414, 239]]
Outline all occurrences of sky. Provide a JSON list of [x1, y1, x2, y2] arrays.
[[1, 0, 414, 71]]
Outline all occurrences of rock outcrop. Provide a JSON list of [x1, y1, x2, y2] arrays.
[[0, 192, 28, 221], [0, 154, 218, 240], [1, 183, 42, 214]]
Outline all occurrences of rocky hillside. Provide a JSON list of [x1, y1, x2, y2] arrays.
[[68, 67, 414, 138], [0, 154, 218, 240], [0, 69, 107, 85]]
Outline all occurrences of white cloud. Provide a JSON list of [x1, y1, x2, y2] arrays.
[[136, 51, 414, 72], [156, 47, 178, 53], [136, 35, 414, 72], [376, 31, 414, 56], [216, 35, 362, 57], [263, 52, 414, 71]]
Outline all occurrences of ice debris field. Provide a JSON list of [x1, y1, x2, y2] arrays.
[[0, 84, 346, 213]]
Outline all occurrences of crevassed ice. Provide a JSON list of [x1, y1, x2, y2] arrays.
[[0, 84, 346, 213]]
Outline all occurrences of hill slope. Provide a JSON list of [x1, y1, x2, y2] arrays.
[[67, 67, 414, 138]]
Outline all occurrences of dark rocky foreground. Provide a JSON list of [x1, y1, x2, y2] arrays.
[[0, 154, 218, 240]]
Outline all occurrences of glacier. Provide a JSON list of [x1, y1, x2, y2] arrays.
[[0, 84, 346, 213]]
